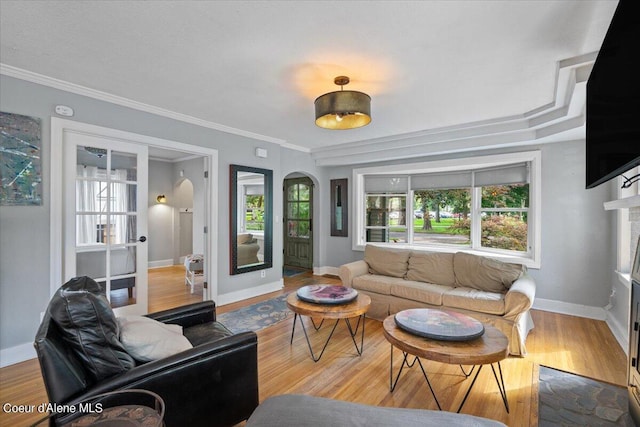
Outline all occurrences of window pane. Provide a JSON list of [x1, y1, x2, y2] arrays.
[[76, 249, 106, 278], [245, 194, 264, 230], [481, 184, 529, 208], [365, 195, 406, 243], [412, 189, 471, 246], [481, 212, 528, 251]]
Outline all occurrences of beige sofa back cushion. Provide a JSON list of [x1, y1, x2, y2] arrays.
[[453, 252, 525, 292], [406, 252, 455, 286], [364, 245, 410, 278]]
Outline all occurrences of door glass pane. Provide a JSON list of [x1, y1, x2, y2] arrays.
[[288, 202, 298, 218], [298, 221, 310, 238], [298, 202, 310, 219], [76, 250, 106, 279], [288, 184, 298, 201], [287, 220, 297, 237], [110, 214, 136, 245], [299, 184, 309, 201], [77, 146, 107, 169], [110, 182, 136, 213], [76, 214, 108, 245], [111, 150, 137, 181], [110, 246, 136, 276]]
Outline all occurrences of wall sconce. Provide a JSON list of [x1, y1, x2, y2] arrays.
[[156, 195, 167, 204]]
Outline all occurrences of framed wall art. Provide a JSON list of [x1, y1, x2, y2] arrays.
[[0, 111, 42, 206], [330, 178, 348, 237]]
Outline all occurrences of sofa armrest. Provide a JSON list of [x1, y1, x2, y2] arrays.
[[146, 300, 216, 326], [339, 260, 369, 287], [504, 273, 536, 320]]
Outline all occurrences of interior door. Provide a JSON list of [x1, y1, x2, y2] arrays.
[[64, 132, 149, 315], [283, 177, 313, 269]]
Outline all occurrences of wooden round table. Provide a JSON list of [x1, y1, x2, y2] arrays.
[[287, 290, 371, 362], [382, 312, 509, 413]]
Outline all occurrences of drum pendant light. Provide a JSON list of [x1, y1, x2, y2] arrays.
[[314, 76, 371, 130]]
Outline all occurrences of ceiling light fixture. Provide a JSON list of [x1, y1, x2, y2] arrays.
[[314, 76, 371, 130]]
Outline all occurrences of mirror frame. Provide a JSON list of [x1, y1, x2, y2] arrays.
[[230, 164, 273, 275]]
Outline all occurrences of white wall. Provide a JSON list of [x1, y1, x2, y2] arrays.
[[148, 160, 175, 266]]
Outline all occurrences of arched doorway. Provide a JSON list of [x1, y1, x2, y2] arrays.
[[283, 174, 313, 272]]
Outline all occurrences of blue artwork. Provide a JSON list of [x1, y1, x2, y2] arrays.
[[0, 112, 42, 206]]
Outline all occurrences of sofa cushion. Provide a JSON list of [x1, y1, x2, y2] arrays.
[[442, 287, 505, 315], [48, 276, 135, 382], [390, 280, 452, 306], [352, 274, 398, 295], [406, 252, 455, 286], [453, 252, 525, 292], [238, 233, 254, 244], [364, 245, 410, 278]]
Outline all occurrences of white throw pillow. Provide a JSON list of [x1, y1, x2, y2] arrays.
[[117, 315, 193, 362]]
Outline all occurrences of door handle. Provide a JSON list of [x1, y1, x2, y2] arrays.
[[136, 236, 147, 243]]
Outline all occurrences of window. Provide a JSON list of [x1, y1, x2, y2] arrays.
[[353, 151, 541, 267]]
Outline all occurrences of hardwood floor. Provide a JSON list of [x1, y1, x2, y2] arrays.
[[0, 267, 627, 426]]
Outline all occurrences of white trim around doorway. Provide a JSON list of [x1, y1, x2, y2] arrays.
[[50, 117, 219, 305]]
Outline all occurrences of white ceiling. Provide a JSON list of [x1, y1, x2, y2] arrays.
[[0, 1, 618, 159]]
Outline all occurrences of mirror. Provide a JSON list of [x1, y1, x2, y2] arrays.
[[230, 164, 273, 275]]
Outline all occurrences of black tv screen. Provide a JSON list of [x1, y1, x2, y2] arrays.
[[586, 0, 640, 189]]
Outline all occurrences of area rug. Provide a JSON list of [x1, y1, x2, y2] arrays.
[[283, 268, 306, 277], [538, 365, 633, 426], [217, 293, 292, 333]]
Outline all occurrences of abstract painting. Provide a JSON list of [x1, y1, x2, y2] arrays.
[[0, 111, 42, 205]]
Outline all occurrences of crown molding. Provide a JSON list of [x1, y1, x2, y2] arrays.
[[312, 53, 596, 166], [0, 63, 311, 151]]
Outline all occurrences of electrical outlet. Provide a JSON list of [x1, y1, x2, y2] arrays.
[[260, 270, 266, 278]]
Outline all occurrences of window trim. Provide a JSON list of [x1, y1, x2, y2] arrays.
[[352, 151, 541, 268]]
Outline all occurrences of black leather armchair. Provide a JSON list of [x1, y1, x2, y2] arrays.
[[34, 277, 259, 427]]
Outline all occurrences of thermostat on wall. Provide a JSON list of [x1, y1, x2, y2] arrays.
[[55, 105, 74, 117], [255, 148, 268, 158]]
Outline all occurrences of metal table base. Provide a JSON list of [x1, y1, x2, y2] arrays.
[[389, 345, 509, 413], [290, 313, 366, 362]]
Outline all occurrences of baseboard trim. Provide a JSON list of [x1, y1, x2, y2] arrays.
[[1, 343, 36, 368], [606, 311, 629, 356], [314, 266, 339, 277], [532, 298, 607, 321], [148, 259, 175, 269], [217, 280, 284, 306]]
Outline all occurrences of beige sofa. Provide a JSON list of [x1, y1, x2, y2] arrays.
[[339, 245, 536, 356], [237, 233, 260, 266]]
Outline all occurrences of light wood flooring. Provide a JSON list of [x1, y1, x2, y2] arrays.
[[0, 266, 627, 426]]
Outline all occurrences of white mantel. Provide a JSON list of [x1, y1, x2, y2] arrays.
[[604, 195, 640, 211]]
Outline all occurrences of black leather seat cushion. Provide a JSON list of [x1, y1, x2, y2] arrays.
[[48, 277, 135, 382], [183, 321, 234, 347]]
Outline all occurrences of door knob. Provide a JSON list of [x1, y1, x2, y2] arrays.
[[138, 236, 147, 242]]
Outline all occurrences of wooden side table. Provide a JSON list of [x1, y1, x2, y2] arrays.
[[383, 312, 509, 413], [287, 290, 371, 362]]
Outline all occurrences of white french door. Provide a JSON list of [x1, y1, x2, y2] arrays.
[[63, 131, 149, 315]]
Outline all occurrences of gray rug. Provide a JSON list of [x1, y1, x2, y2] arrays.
[[539, 365, 633, 426], [217, 293, 292, 333]]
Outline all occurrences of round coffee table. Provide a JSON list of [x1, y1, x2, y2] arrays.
[[383, 310, 509, 413], [287, 288, 371, 362]]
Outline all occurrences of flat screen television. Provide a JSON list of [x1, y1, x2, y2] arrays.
[[586, 0, 640, 189]]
